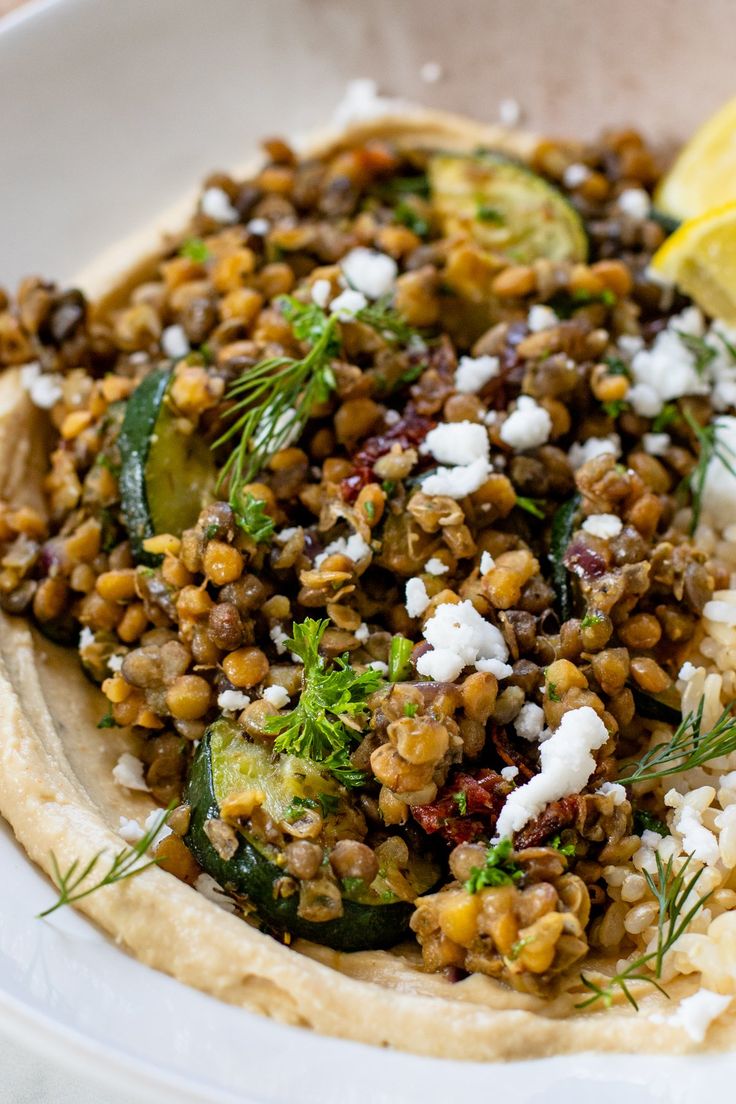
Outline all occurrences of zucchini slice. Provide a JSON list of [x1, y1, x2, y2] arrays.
[[549, 493, 582, 622], [118, 369, 216, 563], [429, 152, 588, 264], [185, 719, 440, 951]]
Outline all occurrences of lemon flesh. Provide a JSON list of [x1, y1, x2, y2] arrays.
[[650, 201, 736, 325]]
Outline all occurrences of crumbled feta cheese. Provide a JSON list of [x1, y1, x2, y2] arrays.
[[217, 689, 251, 713], [405, 577, 430, 618], [194, 873, 237, 913], [112, 753, 149, 792], [275, 526, 300, 544], [568, 434, 621, 470], [354, 622, 370, 643], [618, 334, 644, 356], [454, 354, 499, 394], [341, 248, 397, 299], [329, 288, 368, 320], [20, 362, 63, 409], [314, 532, 371, 567], [702, 417, 736, 527], [118, 816, 145, 844], [107, 654, 124, 673], [246, 217, 270, 236], [617, 188, 651, 221], [421, 457, 491, 499], [270, 625, 289, 655], [668, 799, 720, 865], [424, 557, 449, 576], [416, 600, 508, 683], [495, 706, 609, 837], [143, 808, 172, 846], [161, 324, 190, 360], [262, 685, 290, 709], [384, 408, 400, 426], [581, 513, 623, 539], [332, 79, 411, 128], [642, 432, 671, 456], [527, 304, 557, 333], [499, 395, 552, 451], [498, 97, 521, 127], [201, 186, 238, 224], [653, 990, 732, 1042], [368, 660, 389, 675], [629, 306, 710, 415], [678, 661, 699, 682], [422, 420, 490, 466], [475, 658, 513, 679], [514, 702, 545, 742], [627, 383, 663, 418], [703, 599, 736, 626], [480, 550, 495, 575], [563, 162, 590, 188], [596, 781, 627, 805], [79, 627, 95, 650], [501, 765, 519, 782], [420, 61, 443, 83], [311, 279, 332, 308]]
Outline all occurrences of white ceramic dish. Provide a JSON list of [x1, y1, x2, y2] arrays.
[[3, 0, 736, 1098]]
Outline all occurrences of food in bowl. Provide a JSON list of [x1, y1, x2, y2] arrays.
[[2, 103, 736, 1058]]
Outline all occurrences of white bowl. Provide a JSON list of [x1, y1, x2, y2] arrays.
[[2, 0, 736, 1098]]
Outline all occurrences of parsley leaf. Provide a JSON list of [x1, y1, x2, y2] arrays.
[[233, 491, 275, 544], [465, 838, 523, 894], [96, 710, 120, 730], [389, 635, 414, 683], [394, 199, 429, 238], [548, 832, 576, 856], [452, 790, 468, 816], [633, 809, 669, 837], [652, 402, 679, 432], [581, 611, 605, 630], [179, 237, 211, 263], [265, 619, 383, 786]]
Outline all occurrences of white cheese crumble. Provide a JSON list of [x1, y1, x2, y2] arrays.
[[652, 990, 732, 1042], [341, 247, 397, 299], [270, 625, 289, 655], [629, 306, 710, 416], [499, 395, 552, 451], [642, 432, 671, 456], [107, 654, 124, 673], [354, 622, 370, 643], [262, 685, 290, 709], [201, 186, 238, 224], [498, 97, 521, 127], [495, 706, 609, 838], [112, 752, 149, 792], [581, 513, 623, 539], [514, 702, 545, 742], [246, 217, 270, 236], [421, 457, 491, 499], [419, 61, 443, 83], [678, 661, 699, 682], [424, 557, 449, 576], [475, 657, 513, 679], [568, 434, 621, 470], [329, 288, 368, 320], [118, 816, 145, 844], [311, 278, 332, 308], [454, 354, 500, 394], [332, 79, 411, 128], [194, 873, 237, 913], [416, 600, 508, 683], [501, 765, 519, 782], [596, 781, 627, 805], [702, 417, 736, 527], [79, 627, 95, 650], [161, 324, 190, 360], [314, 532, 372, 567], [479, 550, 495, 575], [20, 362, 63, 409], [275, 526, 300, 544], [422, 420, 490, 466], [217, 689, 251, 713], [405, 577, 430, 618], [617, 187, 651, 221], [563, 162, 590, 188], [703, 598, 736, 626], [527, 304, 558, 333]]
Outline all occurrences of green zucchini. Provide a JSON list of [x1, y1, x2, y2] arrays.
[[429, 152, 588, 264], [632, 687, 682, 725], [549, 493, 582, 622], [118, 369, 216, 564], [185, 719, 440, 951]]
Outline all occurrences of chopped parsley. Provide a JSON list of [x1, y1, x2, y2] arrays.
[[341, 876, 367, 895], [652, 402, 679, 431], [452, 790, 468, 816], [465, 838, 523, 894], [404, 702, 418, 718], [633, 809, 669, 837], [234, 492, 275, 544], [179, 237, 211, 263], [548, 832, 576, 856], [581, 611, 605, 630], [602, 399, 629, 419], [96, 710, 120, 730], [388, 634, 414, 683], [285, 792, 340, 821], [394, 199, 429, 238]]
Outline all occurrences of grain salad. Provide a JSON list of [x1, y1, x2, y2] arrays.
[[3, 107, 736, 1046]]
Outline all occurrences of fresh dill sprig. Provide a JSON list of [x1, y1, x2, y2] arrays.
[[577, 852, 711, 1010], [214, 297, 340, 496], [233, 491, 274, 543], [617, 696, 736, 786], [265, 618, 384, 787], [38, 807, 173, 918], [682, 409, 736, 533], [465, 838, 523, 894], [515, 495, 546, 519], [675, 330, 717, 376], [355, 297, 420, 344]]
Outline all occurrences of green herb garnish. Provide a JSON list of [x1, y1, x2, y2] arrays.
[[476, 203, 505, 224], [548, 832, 576, 856], [453, 790, 468, 816], [515, 495, 546, 519], [404, 702, 418, 718], [233, 491, 274, 544], [394, 199, 429, 238], [581, 611, 605, 630], [578, 852, 711, 1010], [652, 402, 679, 432], [683, 409, 736, 533], [547, 681, 561, 703], [356, 297, 419, 345], [342, 876, 367, 895], [633, 809, 669, 837], [465, 838, 523, 894], [388, 634, 414, 683], [265, 618, 383, 787], [96, 710, 120, 730], [675, 330, 717, 376], [618, 696, 736, 786], [179, 237, 211, 263], [38, 807, 173, 918], [602, 399, 629, 419], [604, 355, 631, 378]]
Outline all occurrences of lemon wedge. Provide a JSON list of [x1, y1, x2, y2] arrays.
[[655, 96, 736, 219], [650, 201, 736, 325]]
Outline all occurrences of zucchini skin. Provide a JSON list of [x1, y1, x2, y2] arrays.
[[185, 731, 420, 952], [549, 493, 582, 623], [118, 368, 171, 566]]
